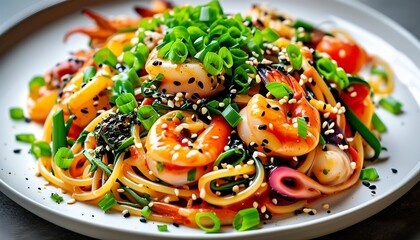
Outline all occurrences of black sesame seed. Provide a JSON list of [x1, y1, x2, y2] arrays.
[[81, 108, 89, 114], [272, 106, 280, 111], [391, 168, 398, 173], [362, 181, 370, 187], [152, 60, 159, 66], [24, 117, 31, 123], [266, 103, 271, 108], [258, 124, 267, 130], [93, 96, 99, 101], [13, 149, 22, 154], [198, 81, 204, 89], [261, 111, 266, 117], [123, 211, 130, 218], [263, 147, 272, 153], [369, 185, 376, 190], [371, 191, 376, 194], [308, 210, 315, 216], [311, 81, 316, 86], [323, 104, 327, 110], [173, 222, 180, 227], [174, 81, 181, 86], [303, 116, 309, 122], [140, 217, 147, 223], [327, 210, 331, 214], [287, 111, 292, 117], [262, 139, 269, 144], [188, 77, 195, 84]]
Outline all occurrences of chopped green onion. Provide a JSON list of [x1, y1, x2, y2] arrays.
[[319, 135, 326, 146], [378, 96, 402, 115], [203, 52, 223, 76], [52, 109, 67, 156], [360, 167, 379, 181], [265, 82, 293, 99], [316, 57, 337, 80], [371, 66, 388, 80], [195, 212, 221, 233], [15, 133, 35, 143], [213, 148, 246, 167], [83, 150, 113, 176], [334, 68, 350, 89], [137, 106, 159, 131], [116, 93, 138, 114], [292, 19, 314, 31], [83, 66, 97, 83], [116, 136, 134, 152], [76, 130, 90, 144], [348, 76, 371, 89], [93, 48, 118, 67], [230, 48, 248, 65], [173, 111, 184, 121], [141, 206, 152, 218], [218, 47, 233, 68], [210, 178, 248, 191], [323, 169, 330, 175], [371, 113, 387, 133], [65, 115, 74, 136], [232, 207, 260, 231], [121, 186, 150, 206], [30, 140, 52, 158], [168, 40, 188, 63], [297, 117, 307, 139], [157, 162, 164, 172], [187, 168, 197, 182], [157, 224, 169, 232], [262, 27, 280, 43], [286, 44, 302, 71], [50, 193, 63, 204], [222, 104, 242, 127], [98, 192, 117, 212], [9, 107, 25, 120], [29, 76, 45, 93], [54, 147, 74, 169]]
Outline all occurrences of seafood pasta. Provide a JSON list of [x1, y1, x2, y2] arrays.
[[26, 0, 395, 231]]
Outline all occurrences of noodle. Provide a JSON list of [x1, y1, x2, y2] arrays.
[[25, 0, 395, 232]]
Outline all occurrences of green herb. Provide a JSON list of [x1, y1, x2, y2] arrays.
[[93, 48, 117, 67], [323, 169, 330, 175], [141, 206, 152, 218], [371, 112, 387, 133], [30, 141, 52, 159], [83, 150, 113, 176], [203, 52, 223, 76], [9, 107, 25, 120], [360, 168, 379, 181], [222, 104, 242, 127], [50, 193, 63, 204], [52, 109, 67, 156], [137, 106, 159, 131], [292, 19, 315, 31], [157, 224, 169, 232], [29, 76, 45, 93], [75, 130, 90, 144], [15, 133, 36, 143], [98, 192, 117, 212], [319, 135, 326, 146], [157, 162, 164, 172], [195, 212, 221, 233], [265, 82, 293, 99], [232, 207, 260, 231], [116, 136, 134, 152], [262, 27, 280, 43], [121, 186, 149, 206], [116, 93, 138, 114], [54, 147, 74, 169], [378, 96, 402, 115], [83, 66, 97, 83], [371, 66, 388, 80], [297, 117, 308, 139]]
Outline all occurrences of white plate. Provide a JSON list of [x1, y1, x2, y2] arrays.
[[0, 0, 419, 239]]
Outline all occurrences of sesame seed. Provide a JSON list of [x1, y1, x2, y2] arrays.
[[391, 168, 398, 173], [272, 198, 278, 205], [201, 107, 208, 115], [122, 209, 130, 218], [67, 198, 76, 204], [268, 123, 274, 131], [174, 189, 179, 196], [322, 203, 330, 210], [117, 188, 125, 193], [140, 217, 147, 223], [200, 189, 206, 198], [232, 185, 239, 193], [192, 194, 197, 200], [253, 201, 259, 208], [247, 160, 255, 165], [161, 123, 168, 129], [261, 205, 267, 213], [350, 91, 357, 98]]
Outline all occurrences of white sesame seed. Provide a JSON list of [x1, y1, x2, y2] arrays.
[[164, 196, 170, 203], [67, 198, 76, 204], [168, 100, 174, 108], [351, 161, 356, 169], [272, 198, 278, 205], [269, 123, 274, 131], [243, 174, 249, 179], [117, 188, 125, 193], [174, 189, 179, 196], [322, 203, 330, 210], [192, 194, 197, 200], [200, 188, 206, 198], [247, 160, 255, 165], [350, 91, 357, 98], [253, 201, 258, 208], [261, 205, 267, 213], [148, 170, 153, 175], [232, 185, 240, 193]]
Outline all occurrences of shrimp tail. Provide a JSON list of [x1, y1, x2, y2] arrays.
[[135, 0, 173, 17]]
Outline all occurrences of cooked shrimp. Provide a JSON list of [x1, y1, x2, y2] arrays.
[[64, 9, 139, 47], [237, 65, 320, 157], [145, 48, 225, 99], [250, 4, 294, 38], [145, 111, 231, 186], [310, 144, 354, 186]]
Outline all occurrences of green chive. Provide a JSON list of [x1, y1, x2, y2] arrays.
[[83, 66, 97, 83], [262, 27, 280, 43], [9, 107, 25, 120], [292, 19, 315, 31], [316, 57, 337, 80], [168, 40, 188, 63], [30, 140, 52, 159], [334, 68, 350, 89], [157, 224, 169, 232], [98, 192, 117, 212], [232, 208, 260, 231], [195, 212, 221, 233], [222, 104, 242, 128], [360, 167, 379, 181], [93, 48, 118, 67], [297, 117, 307, 139], [50, 193, 63, 204], [157, 162, 164, 172], [218, 47, 233, 68], [378, 96, 402, 115], [121, 186, 150, 206], [265, 82, 293, 99], [137, 106, 159, 131], [286, 43, 302, 71], [29, 76, 45, 93], [116, 93, 138, 114], [371, 66, 388, 80], [16, 133, 36, 143], [75, 130, 90, 144], [116, 136, 134, 152], [141, 206, 152, 218], [54, 147, 74, 169], [83, 150, 113, 176], [52, 109, 67, 156], [319, 135, 326, 146]]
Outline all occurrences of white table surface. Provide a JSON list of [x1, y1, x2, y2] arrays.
[[0, 0, 419, 239]]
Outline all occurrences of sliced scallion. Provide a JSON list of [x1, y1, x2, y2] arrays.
[[30, 140, 52, 159], [222, 104, 242, 127], [52, 109, 67, 156], [286, 43, 302, 71], [116, 93, 138, 114], [360, 167, 379, 181], [83, 150, 112, 176], [378, 96, 402, 115], [121, 186, 150, 206], [98, 192, 117, 212], [157, 224, 168, 232], [93, 48, 118, 67], [137, 106, 159, 131], [232, 207, 260, 231], [50, 193, 63, 204], [297, 117, 307, 139], [371, 113, 387, 133], [195, 212, 221, 233], [54, 147, 74, 169], [29, 76, 45, 93], [83, 66, 96, 83], [187, 168, 197, 182], [265, 82, 293, 99], [141, 206, 152, 218], [262, 27, 280, 43], [168, 40, 188, 63], [9, 107, 25, 120], [203, 52, 223, 76], [15, 133, 35, 143]]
